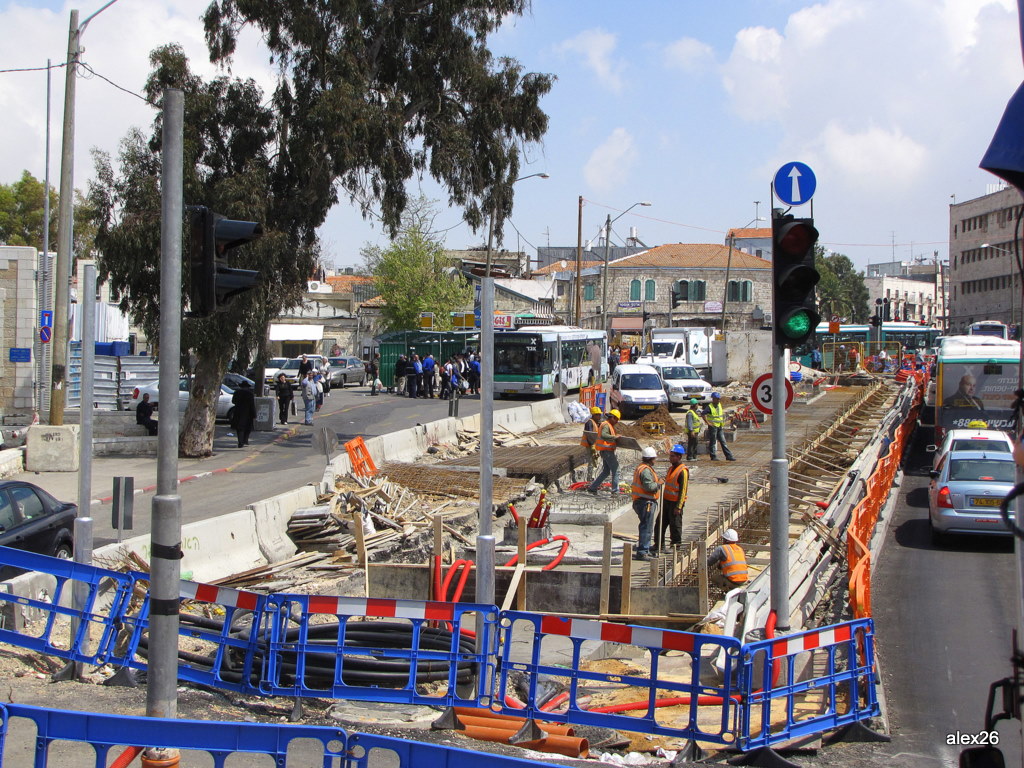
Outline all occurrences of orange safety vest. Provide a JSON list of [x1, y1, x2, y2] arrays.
[[580, 417, 599, 447], [596, 420, 617, 451], [720, 543, 748, 584], [663, 463, 688, 503], [631, 463, 660, 501]]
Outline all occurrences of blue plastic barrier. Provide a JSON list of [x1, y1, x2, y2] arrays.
[[259, 594, 498, 706], [0, 547, 138, 668], [493, 611, 744, 745], [0, 702, 540, 767], [737, 618, 880, 750]]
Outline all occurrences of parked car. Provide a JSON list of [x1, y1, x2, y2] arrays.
[[329, 356, 367, 388], [926, 426, 1014, 470], [129, 377, 241, 422], [262, 357, 290, 387], [646, 361, 713, 408], [607, 363, 668, 419], [0, 481, 77, 574], [928, 449, 1017, 544]]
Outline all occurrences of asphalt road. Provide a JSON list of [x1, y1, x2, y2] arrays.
[[87, 384, 540, 547]]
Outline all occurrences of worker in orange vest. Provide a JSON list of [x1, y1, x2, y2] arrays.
[[630, 446, 661, 561], [707, 528, 748, 590], [580, 406, 603, 482], [587, 409, 621, 495], [659, 443, 688, 551]]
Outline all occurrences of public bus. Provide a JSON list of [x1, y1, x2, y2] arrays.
[[796, 322, 942, 367], [493, 325, 607, 397], [933, 335, 1020, 438], [967, 320, 1010, 339]]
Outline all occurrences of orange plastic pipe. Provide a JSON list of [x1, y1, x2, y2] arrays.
[[460, 725, 589, 758], [109, 746, 143, 768], [455, 714, 575, 737]]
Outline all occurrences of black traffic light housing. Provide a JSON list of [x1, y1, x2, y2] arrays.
[[671, 282, 682, 309], [882, 297, 891, 321], [771, 212, 820, 348], [188, 205, 263, 317]]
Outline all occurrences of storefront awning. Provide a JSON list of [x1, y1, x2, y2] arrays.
[[610, 317, 644, 331], [269, 323, 324, 341]]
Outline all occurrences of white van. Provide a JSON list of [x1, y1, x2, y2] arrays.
[[608, 363, 668, 418], [647, 361, 713, 408]]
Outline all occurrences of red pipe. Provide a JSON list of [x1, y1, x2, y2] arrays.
[[588, 694, 741, 713], [432, 555, 442, 602], [540, 691, 569, 712], [441, 560, 471, 600], [765, 609, 782, 688], [109, 746, 143, 768], [503, 536, 570, 571], [508, 504, 520, 525], [449, 561, 473, 603]]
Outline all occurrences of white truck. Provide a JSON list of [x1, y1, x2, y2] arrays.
[[638, 327, 712, 378]]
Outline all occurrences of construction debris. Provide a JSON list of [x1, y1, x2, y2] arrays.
[[615, 405, 684, 438]]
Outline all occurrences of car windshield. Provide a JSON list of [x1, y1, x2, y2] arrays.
[[621, 373, 663, 390], [949, 439, 1009, 454], [660, 366, 699, 380], [948, 458, 1016, 482], [330, 358, 344, 366], [267, 358, 287, 368], [281, 360, 302, 371]]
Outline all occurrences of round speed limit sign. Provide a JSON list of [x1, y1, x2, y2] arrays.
[[751, 373, 794, 415]]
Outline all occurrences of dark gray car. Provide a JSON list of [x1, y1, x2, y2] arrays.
[[0, 481, 76, 576], [329, 357, 366, 388]]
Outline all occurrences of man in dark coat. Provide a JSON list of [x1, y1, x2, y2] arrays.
[[136, 393, 158, 436], [274, 372, 293, 425], [230, 380, 258, 448]]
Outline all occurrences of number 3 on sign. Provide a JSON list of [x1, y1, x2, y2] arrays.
[[751, 373, 794, 415]]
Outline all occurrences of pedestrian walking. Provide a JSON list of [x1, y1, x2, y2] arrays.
[[659, 444, 688, 551], [684, 398, 702, 459], [274, 372, 293, 425], [703, 392, 735, 461], [366, 354, 380, 396], [320, 356, 331, 395], [300, 370, 317, 425], [230, 380, 257, 448], [136, 393, 158, 436], [630, 446, 661, 560], [587, 409, 621, 494], [297, 353, 314, 379], [423, 354, 436, 398], [580, 406, 603, 482], [707, 528, 749, 590], [468, 355, 481, 395], [394, 355, 407, 395], [608, 346, 618, 377], [439, 357, 454, 400]]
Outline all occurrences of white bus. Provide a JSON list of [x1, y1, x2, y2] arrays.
[[967, 320, 1010, 340], [934, 335, 1020, 437], [494, 326, 607, 397]]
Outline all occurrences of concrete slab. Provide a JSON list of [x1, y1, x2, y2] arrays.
[[25, 425, 80, 472]]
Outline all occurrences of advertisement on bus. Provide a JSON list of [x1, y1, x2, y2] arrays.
[[938, 361, 1018, 432]]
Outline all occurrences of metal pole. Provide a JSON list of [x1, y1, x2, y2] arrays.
[[77, 263, 95, 534], [50, 10, 79, 426], [147, 88, 184, 729], [38, 58, 53, 415], [770, 343, 791, 631], [575, 196, 583, 326], [601, 214, 612, 335], [720, 235, 734, 334], [476, 276, 495, 608]]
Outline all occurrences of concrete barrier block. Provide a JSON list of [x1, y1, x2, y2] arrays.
[[26, 425, 80, 472], [423, 417, 459, 447], [249, 485, 317, 563], [531, 399, 566, 428], [0, 448, 24, 479], [92, 437, 158, 456]]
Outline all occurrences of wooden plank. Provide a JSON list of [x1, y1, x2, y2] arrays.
[[599, 522, 612, 616], [501, 563, 527, 613], [433, 514, 444, 565], [697, 539, 709, 615]]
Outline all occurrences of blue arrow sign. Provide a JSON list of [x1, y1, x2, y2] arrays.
[[40, 310, 53, 328], [773, 161, 817, 207]]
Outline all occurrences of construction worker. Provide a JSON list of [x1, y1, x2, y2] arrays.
[[707, 528, 748, 590], [659, 443, 688, 551], [587, 409, 621, 495], [703, 393, 736, 461], [631, 446, 661, 560], [684, 398, 703, 459], [581, 406, 604, 481]]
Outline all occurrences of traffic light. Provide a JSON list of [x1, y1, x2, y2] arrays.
[[671, 282, 682, 309], [870, 316, 881, 327], [771, 212, 820, 348], [882, 297, 891, 322], [187, 205, 263, 317]]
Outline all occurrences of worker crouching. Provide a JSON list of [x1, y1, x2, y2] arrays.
[[707, 528, 748, 590]]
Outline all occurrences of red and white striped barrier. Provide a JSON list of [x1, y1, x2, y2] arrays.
[[307, 596, 456, 621], [540, 615, 697, 653], [770, 623, 853, 657], [179, 581, 260, 611]]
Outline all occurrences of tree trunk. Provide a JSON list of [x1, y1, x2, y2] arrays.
[[179, 363, 223, 458]]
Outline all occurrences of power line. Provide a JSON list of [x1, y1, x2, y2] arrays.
[[78, 61, 155, 106], [0, 61, 67, 74]]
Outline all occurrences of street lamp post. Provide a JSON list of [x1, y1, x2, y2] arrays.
[[981, 242, 1020, 333], [479, 171, 547, 613], [50, 0, 123, 426], [720, 216, 765, 333], [600, 201, 652, 335]]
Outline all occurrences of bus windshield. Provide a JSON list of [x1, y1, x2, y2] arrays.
[[494, 338, 552, 374]]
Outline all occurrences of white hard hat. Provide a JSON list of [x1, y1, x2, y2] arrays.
[[723, 528, 739, 542], [641, 446, 657, 459]]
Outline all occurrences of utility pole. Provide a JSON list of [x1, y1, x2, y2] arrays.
[[50, 9, 79, 426], [575, 196, 583, 326]]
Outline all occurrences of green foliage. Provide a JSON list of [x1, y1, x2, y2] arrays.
[[816, 247, 870, 323], [362, 200, 472, 332], [202, 0, 553, 243], [0, 171, 95, 260]]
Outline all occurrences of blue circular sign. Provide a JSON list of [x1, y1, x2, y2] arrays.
[[773, 162, 817, 207], [40, 326, 52, 343]]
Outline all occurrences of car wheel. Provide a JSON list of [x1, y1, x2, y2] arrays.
[[341, 375, 347, 388], [53, 540, 73, 560]]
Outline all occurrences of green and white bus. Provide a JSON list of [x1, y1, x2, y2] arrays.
[[494, 326, 607, 397], [934, 335, 1020, 438]]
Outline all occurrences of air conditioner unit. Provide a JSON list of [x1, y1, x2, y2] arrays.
[[307, 281, 321, 292]]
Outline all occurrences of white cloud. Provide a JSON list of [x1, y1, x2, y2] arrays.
[[557, 28, 625, 93], [821, 121, 928, 188], [663, 37, 714, 73], [584, 128, 636, 192]]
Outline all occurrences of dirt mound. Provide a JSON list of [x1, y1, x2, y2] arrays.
[[615, 405, 683, 438]]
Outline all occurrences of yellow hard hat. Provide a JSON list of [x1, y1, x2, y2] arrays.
[[608, 409, 621, 419], [590, 406, 602, 415]]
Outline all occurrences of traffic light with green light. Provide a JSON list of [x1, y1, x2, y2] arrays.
[[771, 212, 820, 348], [187, 205, 263, 317]]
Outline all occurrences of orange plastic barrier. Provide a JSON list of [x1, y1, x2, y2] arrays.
[[579, 385, 603, 410], [344, 436, 378, 478]]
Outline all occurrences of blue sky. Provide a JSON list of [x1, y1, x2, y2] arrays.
[[2, 0, 1021, 272]]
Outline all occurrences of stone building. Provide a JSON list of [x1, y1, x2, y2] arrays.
[[864, 260, 943, 327], [948, 184, 1024, 333], [0, 246, 42, 416], [532, 243, 773, 338]]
